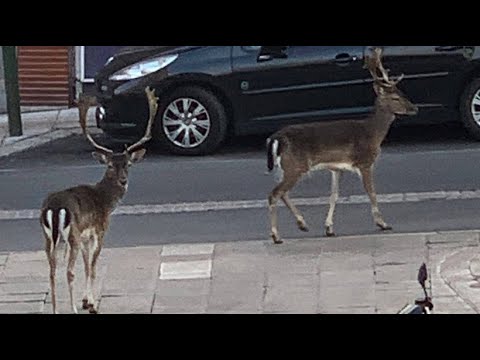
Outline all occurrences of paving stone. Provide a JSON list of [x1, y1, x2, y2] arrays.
[[153, 295, 208, 313], [0, 293, 47, 303], [153, 307, 207, 314], [320, 253, 373, 271], [208, 279, 264, 312], [213, 255, 266, 276], [156, 279, 210, 297], [321, 269, 374, 287], [161, 244, 214, 257], [3, 261, 49, 279], [427, 232, 479, 246], [264, 288, 317, 314], [319, 285, 376, 310], [433, 296, 477, 314], [323, 306, 376, 314], [375, 288, 415, 314], [99, 294, 154, 314], [0, 282, 49, 295], [101, 279, 157, 296], [160, 260, 212, 280], [0, 301, 44, 314], [7, 252, 46, 262]]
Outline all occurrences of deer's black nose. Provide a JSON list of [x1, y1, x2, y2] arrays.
[[119, 178, 128, 186]]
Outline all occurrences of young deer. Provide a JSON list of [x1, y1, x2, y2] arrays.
[[40, 87, 159, 314], [266, 47, 418, 244]]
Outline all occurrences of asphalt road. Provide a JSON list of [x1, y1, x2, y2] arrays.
[[2, 122, 480, 252]]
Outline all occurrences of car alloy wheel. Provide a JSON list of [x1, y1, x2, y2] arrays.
[[162, 98, 211, 149], [471, 89, 480, 126], [459, 78, 480, 141]]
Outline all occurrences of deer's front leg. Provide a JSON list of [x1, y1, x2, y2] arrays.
[[359, 166, 392, 231], [87, 235, 102, 314], [325, 170, 341, 237]]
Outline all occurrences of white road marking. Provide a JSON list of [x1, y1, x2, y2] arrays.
[[3, 189, 480, 221]]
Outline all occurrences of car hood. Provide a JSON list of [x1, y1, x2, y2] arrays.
[[96, 46, 202, 79]]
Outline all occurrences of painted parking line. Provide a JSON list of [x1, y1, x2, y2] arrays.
[[2, 189, 480, 221]]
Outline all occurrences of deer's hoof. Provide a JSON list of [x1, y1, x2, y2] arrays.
[[325, 227, 336, 237], [298, 221, 309, 232], [271, 233, 283, 245], [88, 306, 98, 314], [378, 224, 393, 231], [270, 232, 283, 244], [82, 299, 89, 310]]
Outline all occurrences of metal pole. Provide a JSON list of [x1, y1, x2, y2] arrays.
[[2, 46, 23, 136]]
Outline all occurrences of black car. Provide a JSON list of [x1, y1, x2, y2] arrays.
[[94, 46, 480, 155]]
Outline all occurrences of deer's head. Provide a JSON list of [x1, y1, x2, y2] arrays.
[[77, 87, 159, 189], [365, 47, 419, 117]]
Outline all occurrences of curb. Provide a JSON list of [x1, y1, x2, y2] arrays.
[[0, 108, 97, 159], [439, 247, 480, 313]]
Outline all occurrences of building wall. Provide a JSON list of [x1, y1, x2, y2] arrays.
[[0, 46, 127, 113], [0, 48, 6, 113]]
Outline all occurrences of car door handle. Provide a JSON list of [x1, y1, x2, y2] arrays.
[[435, 46, 464, 52], [334, 53, 358, 65]]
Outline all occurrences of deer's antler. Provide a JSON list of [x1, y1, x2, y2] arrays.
[[125, 87, 159, 153], [78, 94, 114, 154], [364, 47, 404, 87]]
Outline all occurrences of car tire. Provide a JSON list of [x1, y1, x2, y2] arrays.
[[460, 78, 480, 140], [154, 86, 228, 156]]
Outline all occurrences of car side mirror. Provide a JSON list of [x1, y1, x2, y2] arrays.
[[257, 46, 288, 62]]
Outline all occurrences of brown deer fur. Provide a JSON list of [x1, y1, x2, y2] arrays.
[[40, 87, 158, 314], [266, 47, 418, 244]]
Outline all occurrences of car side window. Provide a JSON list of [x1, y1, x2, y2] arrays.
[[242, 46, 261, 52]]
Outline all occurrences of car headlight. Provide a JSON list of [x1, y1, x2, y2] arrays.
[[108, 54, 178, 81]]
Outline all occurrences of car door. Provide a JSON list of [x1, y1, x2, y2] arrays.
[[378, 46, 473, 112], [230, 46, 371, 135]]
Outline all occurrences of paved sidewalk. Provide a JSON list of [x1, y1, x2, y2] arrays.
[[0, 107, 96, 158], [0, 230, 479, 314]]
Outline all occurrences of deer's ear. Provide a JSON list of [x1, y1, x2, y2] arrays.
[[92, 151, 110, 164], [129, 148, 147, 164]]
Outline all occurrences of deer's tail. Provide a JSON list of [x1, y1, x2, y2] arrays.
[[266, 137, 281, 172], [41, 208, 72, 259]]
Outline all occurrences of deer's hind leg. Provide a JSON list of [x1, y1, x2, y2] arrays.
[[44, 235, 58, 314], [81, 241, 91, 310], [268, 167, 305, 245], [66, 236, 80, 314], [282, 193, 309, 232]]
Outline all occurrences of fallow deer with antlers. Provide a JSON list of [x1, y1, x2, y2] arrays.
[[266, 47, 418, 244], [40, 87, 159, 313]]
